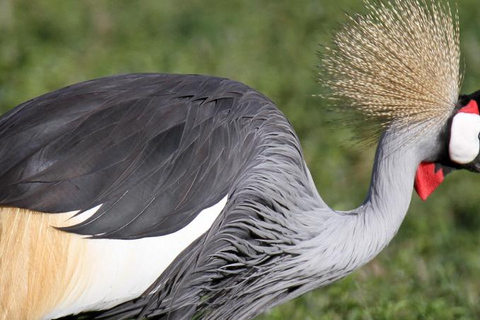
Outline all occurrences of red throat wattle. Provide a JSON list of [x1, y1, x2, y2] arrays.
[[414, 162, 444, 201]]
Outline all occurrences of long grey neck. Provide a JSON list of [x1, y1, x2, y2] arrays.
[[236, 128, 434, 318], [355, 132, 423, 255], [292, 130, 428, 297]]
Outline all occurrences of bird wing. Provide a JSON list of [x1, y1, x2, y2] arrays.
[[0, 73, 271, 239]]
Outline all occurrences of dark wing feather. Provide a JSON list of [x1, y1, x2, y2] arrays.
[[0, 73, 271, 239]]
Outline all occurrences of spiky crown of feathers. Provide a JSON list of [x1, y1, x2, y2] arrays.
[[320, 0, 462, 140]]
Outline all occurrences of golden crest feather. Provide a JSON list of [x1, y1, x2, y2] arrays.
[[319, 0, 462, 140]]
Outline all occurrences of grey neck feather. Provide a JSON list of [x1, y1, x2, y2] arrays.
[[353, 130, 424, 258], [234, 129, 432, 318], [301, 129, 428, 287], [330, 130, 429, 270]]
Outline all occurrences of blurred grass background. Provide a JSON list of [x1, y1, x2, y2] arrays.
[[1, 0, 480, 319]]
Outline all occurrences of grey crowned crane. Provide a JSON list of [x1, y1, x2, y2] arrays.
[[0, 0, 477, 319]]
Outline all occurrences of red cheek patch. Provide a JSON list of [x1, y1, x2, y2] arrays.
[[414, 162, 444, 201], [459, 100, 479, 114]]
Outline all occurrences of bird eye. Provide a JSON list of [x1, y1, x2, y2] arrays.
[[449, 113, 480, 164]]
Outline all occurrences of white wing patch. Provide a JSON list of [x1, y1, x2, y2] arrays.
[[44, 195, 228, 319], [449, 113, 480, 164]]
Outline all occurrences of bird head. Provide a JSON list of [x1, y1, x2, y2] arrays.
[[319, 0, 480, 201], [414, 91, 480, 200], [450, 90, 480, 172]]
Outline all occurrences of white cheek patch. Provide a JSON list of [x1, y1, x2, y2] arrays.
[[449, 113, 480, 164]]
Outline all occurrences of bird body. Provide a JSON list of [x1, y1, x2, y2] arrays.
[[0, 73, 427, 320], [1, 0, 479, 319], [0, 74, 330, 319]]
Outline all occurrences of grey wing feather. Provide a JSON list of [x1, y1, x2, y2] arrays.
[[0, 73, 272, 239]]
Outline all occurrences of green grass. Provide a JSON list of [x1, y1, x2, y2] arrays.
[[1, 0, 480, 319]]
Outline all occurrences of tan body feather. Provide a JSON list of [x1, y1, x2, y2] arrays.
[[0, 200, 226, 319], [0, 208, 86, 320]]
